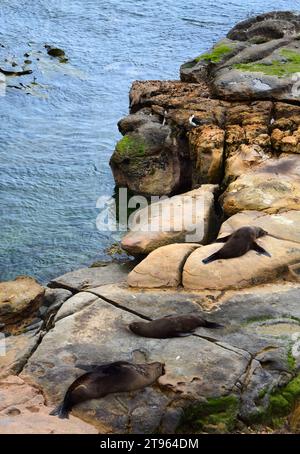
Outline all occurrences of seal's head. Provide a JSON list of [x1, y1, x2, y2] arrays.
[[253, 226, 268, 238], [148, 361, 165, 377], [129, 321, 147, 336]]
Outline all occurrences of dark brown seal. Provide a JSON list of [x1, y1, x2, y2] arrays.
[[202, 226, 271, 264], [129, 314, 223, 339], [50, 361, 165, 419]]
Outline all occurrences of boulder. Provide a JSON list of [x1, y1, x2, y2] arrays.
[[121, 184, 219, 255], [221, 154, 300, 216], [127, 243, 200, 288], [181, 11, 300, 102], [110, 121, 182, 196], [0, 375, 97, 434], [48, 263, 132, 292], [0, 330, 41, 378], [183, 210, 300, 290], [0, 276, 44, 326]]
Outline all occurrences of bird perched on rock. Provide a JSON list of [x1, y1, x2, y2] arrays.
[[189, 114, 211, 127]]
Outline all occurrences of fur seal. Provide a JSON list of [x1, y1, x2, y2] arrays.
[[202, 226, 271, 264], [50, 361, 165, 419], [129, 314, 223, 338]]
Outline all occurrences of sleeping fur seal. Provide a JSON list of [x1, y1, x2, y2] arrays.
[[50, 361, 165, 419], [129, 314, 223, 339], [202, 226, 271, 264]]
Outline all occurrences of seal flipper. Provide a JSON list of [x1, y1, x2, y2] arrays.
[[203, 320, 224, 329], [215, 234, 231, 243], [202, 251, 220, 264], [49, 401, 70, 419], [252, 242, 271, 257]]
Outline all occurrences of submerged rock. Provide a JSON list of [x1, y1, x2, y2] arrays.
[[45, 45, 66, 58]]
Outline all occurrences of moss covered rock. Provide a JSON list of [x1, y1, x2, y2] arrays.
[[180, 11, 300, 102]]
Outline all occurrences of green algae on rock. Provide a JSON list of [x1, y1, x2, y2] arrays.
[[179, 395, 239, 433], [197, 43, 234, 63], [115, 135, 146, 157], [234, 49, 300, 78]]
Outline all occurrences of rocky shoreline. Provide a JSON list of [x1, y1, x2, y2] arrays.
[[1, 11, 300, 434]]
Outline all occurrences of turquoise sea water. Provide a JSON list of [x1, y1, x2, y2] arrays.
[[0, 0, 299, 283]]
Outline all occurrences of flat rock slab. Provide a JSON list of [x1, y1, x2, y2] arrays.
[[0, 375, 97, 434], [48, 263, 133, 292], [19, 281, 300, 431], [127, 243, 200, 288], [21, 295, 248, 433]]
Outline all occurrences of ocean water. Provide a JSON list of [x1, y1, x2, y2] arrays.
[[0, 0, 299, 283]]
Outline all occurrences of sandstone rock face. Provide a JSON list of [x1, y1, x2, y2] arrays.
[[221, 154, 300, 216], [0, 330, 41, 378], [0, 375, 97, 434], [127, 243, 200, 288], [181, 11, 300, 102], [121, 185, 219, 255], [0, 276, 44, 326], [110, 120, 182, 196], [19, 282, 300, 432], [110, 80, 221, 196], [189, 125, 225, 186], [183, 210, 300, 290]]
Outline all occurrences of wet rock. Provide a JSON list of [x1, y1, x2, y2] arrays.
[[45, 46, 65, 58], [127, 243, 200, 288], [121, 184, 219, 255], [0, 276, 45, 326], [180, 11, 300, 102], [0, 375, 97, 434]]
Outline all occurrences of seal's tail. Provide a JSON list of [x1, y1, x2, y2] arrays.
[[204, 320, 224, 329], [49, 401, 69, 419], [202, 252, 219, 264]]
